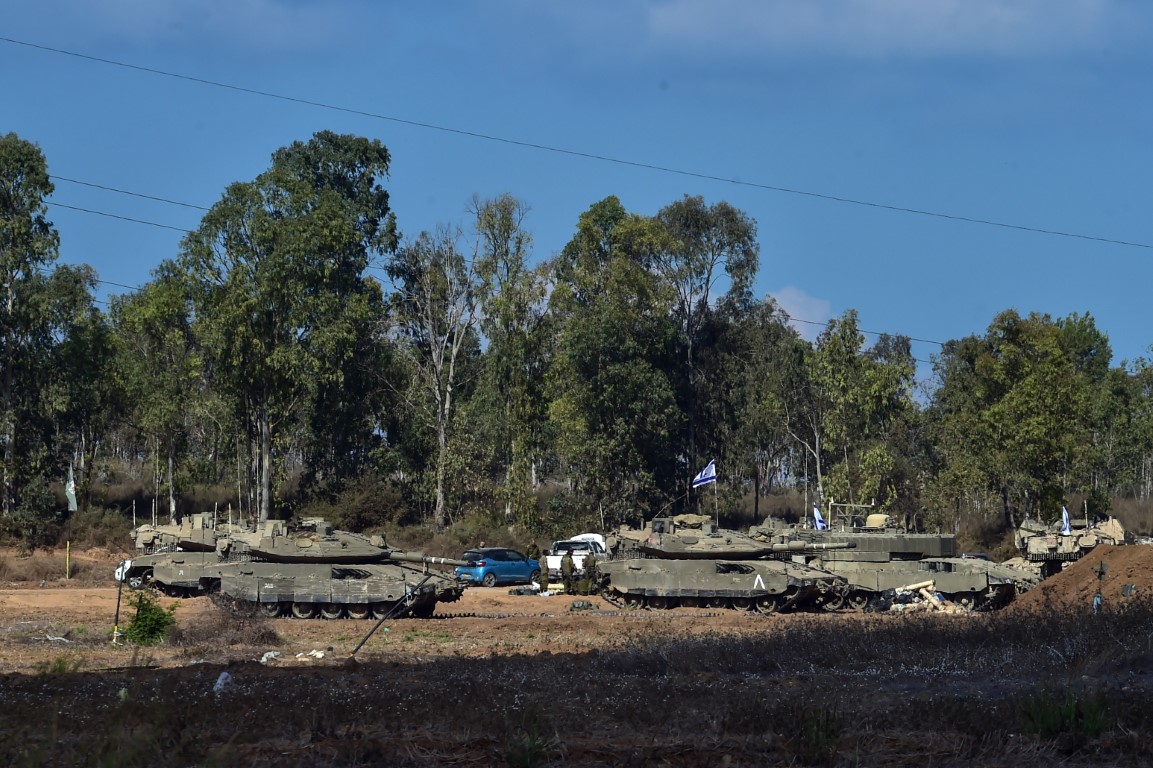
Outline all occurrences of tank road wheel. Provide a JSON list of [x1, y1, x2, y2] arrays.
[[680, 597, 704, 609], [731, 597, 753, 611], [755, 595, 780, 615], [345, 604, 372, 620], [290, 602, 319, 619], [622, 594, 645, 610], [320, 603, 345, 620], [410, 602, 436, 618], [704, 596, 726, 610], [821, 593, 846, 612], [847, 592, 870, 611], [259, 602, 282, 618], [954, 592, 982, 612], [482, 572, 499, 588], [371, 601, 398, 619], [647, 596, 672, 610]]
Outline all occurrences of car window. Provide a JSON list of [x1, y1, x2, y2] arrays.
[[507, 550, 526, 562], [462, 550, 481, 563]]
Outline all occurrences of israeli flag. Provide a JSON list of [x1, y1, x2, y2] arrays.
[[692, 460, 717, 488], [1061, 506, 1071, 536], [813, 504, 828, 530]]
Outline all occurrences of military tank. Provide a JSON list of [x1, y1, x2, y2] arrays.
[[116, 518, 468, 619], [598, 514, 852, 612], [749, 513, 1038, 611], [1015, 514, 1127, 578]]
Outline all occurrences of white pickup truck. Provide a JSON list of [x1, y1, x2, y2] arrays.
[[544, 533, 606, 583]]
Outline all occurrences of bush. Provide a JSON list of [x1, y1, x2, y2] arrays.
[[124, 590, 178, 645]]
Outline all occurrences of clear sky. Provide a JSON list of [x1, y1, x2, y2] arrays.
[[4, 1, 1152, 391]]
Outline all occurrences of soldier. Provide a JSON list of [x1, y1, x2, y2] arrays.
[[538, 556, 549, 593], [561, 551, 576, 595], [581, 550, 598, 594], [525, 538, 541, 562]]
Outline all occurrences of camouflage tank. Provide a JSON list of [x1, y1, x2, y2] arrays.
[[597, 556, 847, 613], [749, 513, 1037, 610], [116, 518, 468, 619], [598, 515, 852, 612], [1015, 515, 1127, 578]]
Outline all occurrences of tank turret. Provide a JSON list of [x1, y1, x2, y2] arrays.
[[1015, 514, 1126, 578], [748, 515, 1032, 611], [116, 518, 469, 619], [609, 514, 856, 561]]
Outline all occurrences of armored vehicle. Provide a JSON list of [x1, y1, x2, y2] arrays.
[[116, 518, 468, 619], [597, 556, 846, 613], [598, 515, 852, 611], [750, 514, 1037, 610], [609, 513, 855, 560], [1015, 515, 1126, 578]]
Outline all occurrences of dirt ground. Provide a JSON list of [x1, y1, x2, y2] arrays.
[[3, 545, 1153, 766]]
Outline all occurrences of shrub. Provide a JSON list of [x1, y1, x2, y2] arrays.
[[124, 590, 178, 645]]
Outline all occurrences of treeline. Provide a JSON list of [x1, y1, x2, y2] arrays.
[[3, 130, 1153, 547]]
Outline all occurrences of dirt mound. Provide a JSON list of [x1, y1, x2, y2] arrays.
[[1010, 544, 1153, 612]]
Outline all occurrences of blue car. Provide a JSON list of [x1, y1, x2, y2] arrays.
[[455, 547, 540, 588]]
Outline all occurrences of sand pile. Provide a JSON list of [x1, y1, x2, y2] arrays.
[[1010, 543, 1153, 612]]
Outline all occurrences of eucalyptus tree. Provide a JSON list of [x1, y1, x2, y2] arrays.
[[0, 133, 60, 517], [927, 310, 1093, 530], [385, 224, 481, 528], [698, 295, 801, 520], [110, 264, 200, 520], [653, 195, 758, 476], [785, 310, 915, 519], [547, 197, 681, 525], [469, 194, 548, 528], [179, 131, 397, 521]]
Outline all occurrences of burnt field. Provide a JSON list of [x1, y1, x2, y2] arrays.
[[2, 547, 1153, 766]]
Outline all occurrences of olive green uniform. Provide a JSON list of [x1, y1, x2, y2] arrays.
[[560, 552, 576, 595]]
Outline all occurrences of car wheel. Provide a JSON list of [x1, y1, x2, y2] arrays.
[[529, 569, 541, 585], [482, 572, 498, 588]]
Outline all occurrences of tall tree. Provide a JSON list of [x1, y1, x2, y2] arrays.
[[110, 264, 200, 521], [654, 196, 758, 476], [548, 197, 681, 526], [179, 131, 397, 521], [0, 133, 60, 517], [386, 224, 481, 529], [470, 194, 548, 529]]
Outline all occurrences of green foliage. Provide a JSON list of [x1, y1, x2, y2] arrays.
[[124, 590, 177, 645], [36, 654, 83, 674], [1018, 687, 1111, 746], [503, 707, 562, 768]]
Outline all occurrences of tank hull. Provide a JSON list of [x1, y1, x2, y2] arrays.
[[598, 557, 844, 613], [118, 550, 465, 619]]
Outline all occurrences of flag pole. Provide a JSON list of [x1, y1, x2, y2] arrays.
[[712, 479, 718, 526]]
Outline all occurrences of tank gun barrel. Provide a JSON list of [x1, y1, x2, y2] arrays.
[[388, 551, 469, 568], [769, 541, 857, 552]]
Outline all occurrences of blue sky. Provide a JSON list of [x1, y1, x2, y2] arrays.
[[4, 0, 1152, 390]]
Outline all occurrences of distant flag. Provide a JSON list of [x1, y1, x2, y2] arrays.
[[1061, 506, 1071, 536], [692, 460, 717, 488], [65, 465, 78, 513], [813, 503, 828, 531]]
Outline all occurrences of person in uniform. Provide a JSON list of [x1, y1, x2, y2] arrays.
[[561, 551, 576, 595], [581, 550, 598, 594]]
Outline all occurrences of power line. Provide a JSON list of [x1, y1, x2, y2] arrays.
[[52, 175, 210, 211], [52, 201, 194, 233], [4, 35, 1150, 252]]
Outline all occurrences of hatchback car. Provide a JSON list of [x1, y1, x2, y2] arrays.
[[455, 547, 541, 588]]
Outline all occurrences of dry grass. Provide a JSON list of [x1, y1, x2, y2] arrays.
[[4, 598, 1153, 766]]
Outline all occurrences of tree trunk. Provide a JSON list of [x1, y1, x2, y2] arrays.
[[259, 411, 272, 522]]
